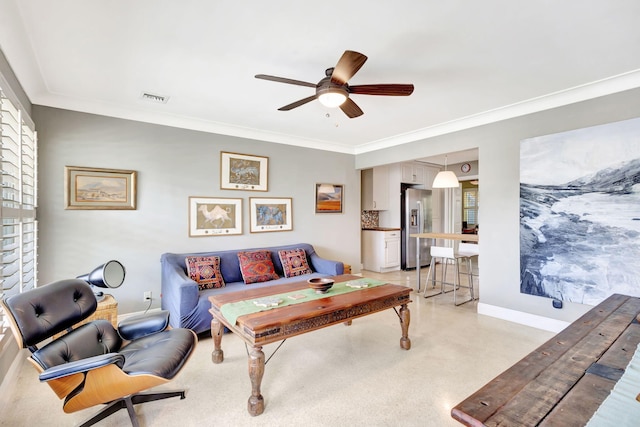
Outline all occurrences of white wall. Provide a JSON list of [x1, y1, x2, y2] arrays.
[[0, 49, 30, 116], [356, 88, 640, 328], [34, 107, 361, 314]]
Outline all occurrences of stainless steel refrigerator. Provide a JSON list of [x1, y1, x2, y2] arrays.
[[401, 186, 432, 270]]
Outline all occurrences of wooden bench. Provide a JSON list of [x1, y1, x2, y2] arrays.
[[451, 293, 640, 426]]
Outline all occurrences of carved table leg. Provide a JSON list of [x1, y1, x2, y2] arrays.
[[399, 304, 411, 350], [248, 345, 265, 416], [211, 316, 224, 364]]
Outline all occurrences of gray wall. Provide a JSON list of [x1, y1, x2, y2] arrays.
[[13, 59, 640, 326], [357, 88, 640, 327], [34, 106, 361, 314]]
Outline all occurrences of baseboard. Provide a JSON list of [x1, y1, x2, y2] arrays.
[[117, 307, 162, 322], [477, 302, 570, 333]]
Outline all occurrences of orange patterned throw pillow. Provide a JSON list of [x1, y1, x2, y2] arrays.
[[237, 250, 280, 284], [186, 256, 225, 290], [278, 248, 313, 278]]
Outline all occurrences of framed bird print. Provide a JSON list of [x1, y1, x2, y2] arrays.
[[189, 197, 242, 237], [249, 197, 293, 233], [220, 152, 268, 191]]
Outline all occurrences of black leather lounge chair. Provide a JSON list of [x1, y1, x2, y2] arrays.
[[1, 278, 198, 427]]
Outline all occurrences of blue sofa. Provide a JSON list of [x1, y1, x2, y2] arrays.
[[160, 243, 344, 334]]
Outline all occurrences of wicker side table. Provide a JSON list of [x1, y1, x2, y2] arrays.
[[53, 294, 118, 339]]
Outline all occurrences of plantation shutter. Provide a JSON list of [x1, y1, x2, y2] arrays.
[[0, 86, 38, 342]]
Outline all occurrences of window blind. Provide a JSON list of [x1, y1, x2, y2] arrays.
[[0, 87, 38, 338], [463, 188, 478, 226]]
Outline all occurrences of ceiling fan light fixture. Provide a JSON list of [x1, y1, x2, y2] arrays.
[[255, 50, 414, 117], [318, 90, 347, 108]]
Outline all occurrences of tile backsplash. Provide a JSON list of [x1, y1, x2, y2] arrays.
[[361, 210, 379, 229]]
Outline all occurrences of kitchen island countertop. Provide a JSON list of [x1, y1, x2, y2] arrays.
[[362, 227, 401, 231]]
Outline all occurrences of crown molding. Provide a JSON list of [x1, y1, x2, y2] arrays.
[[355, 69, 640, 155]]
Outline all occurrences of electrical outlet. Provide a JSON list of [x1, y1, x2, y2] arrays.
[[143, 291, 152, 302]]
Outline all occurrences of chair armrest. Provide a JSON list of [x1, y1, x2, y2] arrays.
[[118, 310, 170, 341], [39, 353, 125, 382], [309, 253, 344, 275]]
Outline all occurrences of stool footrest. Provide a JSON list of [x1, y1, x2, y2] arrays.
[[423, 250, 476, 305]]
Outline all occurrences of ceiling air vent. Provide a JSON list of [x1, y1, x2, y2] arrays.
[[140, 92, 169, 104]]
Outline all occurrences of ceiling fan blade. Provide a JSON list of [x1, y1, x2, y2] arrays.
[[349, 84, 414, 96], [255, 74, 316, 88], [278, 95, 317, 111], [331, 50, 368, 85], [339, 98, 364, 118]]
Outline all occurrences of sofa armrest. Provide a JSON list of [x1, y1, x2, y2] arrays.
[[309, 252, 344, 275], [160, 256, 200, 329]]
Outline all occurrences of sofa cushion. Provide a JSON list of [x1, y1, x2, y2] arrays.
[[278, 248, 313, 278], [185, 256, 225, 290], [237, 250, 279, 284]]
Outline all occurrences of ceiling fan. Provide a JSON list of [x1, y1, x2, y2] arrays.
[[255, 50, 414, 118]]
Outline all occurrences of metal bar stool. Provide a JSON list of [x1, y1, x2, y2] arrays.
[[423, 246, 473, 305], [457, 242, 478, 301]]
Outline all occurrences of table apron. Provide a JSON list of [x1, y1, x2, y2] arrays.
[[211, 293, 410, 347]]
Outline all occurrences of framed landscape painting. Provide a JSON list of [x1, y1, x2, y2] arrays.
[[315, 183, 343, 213], [249, 197, 292, 233], [189, 197, 242, 237], [220, 152, 268, 191], [65, 166, 136, 210]]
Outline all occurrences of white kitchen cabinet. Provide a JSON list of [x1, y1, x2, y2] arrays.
[[401, 163, 426, 185], [384, 232, 401, 268], [362, 229, 401, 273], [423, 166, 439, 190], [361, 166, 389, 210]]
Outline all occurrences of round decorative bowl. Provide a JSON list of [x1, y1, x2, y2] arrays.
[[307, 277, 334, 294]]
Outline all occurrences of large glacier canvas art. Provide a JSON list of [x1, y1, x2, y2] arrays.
[[520, 117, 640, 305]]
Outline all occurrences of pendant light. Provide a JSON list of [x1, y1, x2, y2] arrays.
[[432, 156, 460, 188]]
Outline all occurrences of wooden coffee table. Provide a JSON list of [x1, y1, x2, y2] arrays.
[[209, 274, 412, 416]]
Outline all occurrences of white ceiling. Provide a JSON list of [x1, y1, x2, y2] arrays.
[[2, 0, 640, 160]]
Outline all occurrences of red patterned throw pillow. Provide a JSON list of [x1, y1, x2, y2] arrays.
[[278, 248, 313, 278], [237, 250, 279, 284], [185, 256, 225, 290]]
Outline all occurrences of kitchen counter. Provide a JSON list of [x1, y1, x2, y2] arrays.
[[362, 227, 401, 231], [409, 232, 478, 242]]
